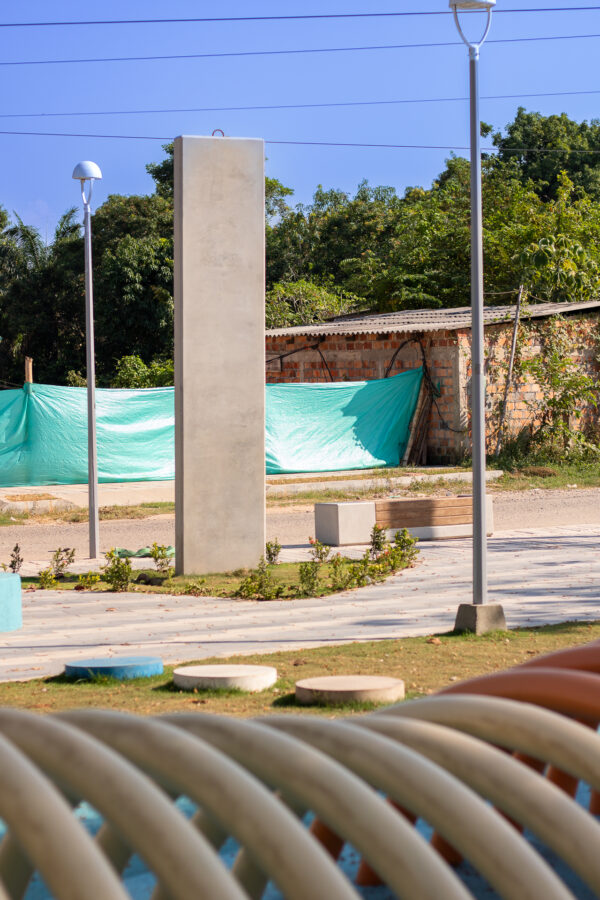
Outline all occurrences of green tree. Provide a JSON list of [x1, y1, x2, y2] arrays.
[[0, 195, 174, 385], [94, 233, 173, 375], [111, 354, 173, 387], [494, 107, 600, 201], [0, 211, 85, 384], [265, 279, 363, 329]]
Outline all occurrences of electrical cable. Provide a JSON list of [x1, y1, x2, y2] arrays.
[[3, 33, 600, 68], [267, 139, 600, 153], [0, 8, 599, 28], [2, 129, 600, 155], [5, 87, 600, 120]]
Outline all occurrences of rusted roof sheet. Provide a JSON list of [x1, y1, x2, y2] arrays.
[[266, 300, 600, 338]]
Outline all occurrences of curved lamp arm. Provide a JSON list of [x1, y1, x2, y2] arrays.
[[79, 179, 95, 208], [452, 7, 493, 55]]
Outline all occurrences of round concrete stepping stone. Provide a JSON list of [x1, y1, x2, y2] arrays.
[[295, 675, 405, 706], [173, 664, 277, 693], [64, 656, 163, 680]]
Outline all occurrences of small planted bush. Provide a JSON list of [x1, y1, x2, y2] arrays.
[[235, 557, 283, 601], [150, 542, 174, 579], [76, 571, 101, 591], [38, 568, 57, 589], [9, 544, 23, 574], [265, 539, 281, 565], [102, 550, 132, 592], [298, 560, 321, 596], [49, 547, 76, 579], [370, 524, 387, 558]]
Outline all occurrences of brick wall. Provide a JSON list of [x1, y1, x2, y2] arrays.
[[265, 313, 599, 464], [266, 329, 465, 463], [479, 313, 599, 452]]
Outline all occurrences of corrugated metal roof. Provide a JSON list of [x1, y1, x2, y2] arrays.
[[266, 300, 600, 338]]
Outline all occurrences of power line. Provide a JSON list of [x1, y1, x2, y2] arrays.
[[268, 140, 600, 154], [2, 128, 600, 154], [2, 33, 600, 67], [3, 87, 600, 120], [0, 8, 598, 28]]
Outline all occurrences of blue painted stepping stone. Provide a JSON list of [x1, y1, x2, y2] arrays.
[[0, 573, 22, 632], [64, 656, 163, 680]]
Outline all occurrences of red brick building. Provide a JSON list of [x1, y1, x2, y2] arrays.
[[266, 302, 600, 464]]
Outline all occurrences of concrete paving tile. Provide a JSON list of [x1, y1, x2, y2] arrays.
[[0, 524, 598, 681]]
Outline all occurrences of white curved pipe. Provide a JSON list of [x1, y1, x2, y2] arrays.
[[163, 713, 473, 900], [360, 715, 600, 895], [262, 716, 573, 900], [0, 709, 246, 900], [61, 709, 360, 900], [376, 695, 600, 790], [0, 729, 128, 900]]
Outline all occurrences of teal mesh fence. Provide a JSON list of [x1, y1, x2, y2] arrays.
[[0, 368, 423, 486]]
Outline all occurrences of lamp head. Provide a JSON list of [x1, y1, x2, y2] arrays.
[[449, 0, 495, 8], [72, 160, 102, 181]]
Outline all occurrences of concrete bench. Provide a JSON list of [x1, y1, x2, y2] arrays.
[[0, 573, 22, 631], [315, 495, 494, 545]]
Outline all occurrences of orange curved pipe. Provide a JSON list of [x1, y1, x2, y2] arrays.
[[439, 667, 600, 725], [309, 818, 344, 860], [516, 643, 600, 674], [439, 664, 600, 808]]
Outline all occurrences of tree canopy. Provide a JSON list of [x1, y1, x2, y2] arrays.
[[1, 108, 600, 387]]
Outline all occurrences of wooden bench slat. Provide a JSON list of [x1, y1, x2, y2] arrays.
[[376, 512, 473, 527], [376, 496, 471, 507], [376, 504, 473, 516]]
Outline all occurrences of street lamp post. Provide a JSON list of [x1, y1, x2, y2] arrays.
[[72, 161, 102, 559], [450, 1, 506, 632]]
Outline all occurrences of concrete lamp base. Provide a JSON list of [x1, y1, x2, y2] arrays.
[[454, 603, 507, 635]]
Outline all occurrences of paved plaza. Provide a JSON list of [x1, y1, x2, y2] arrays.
[[1, 523, 598, 682]]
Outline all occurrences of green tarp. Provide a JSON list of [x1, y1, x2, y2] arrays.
[[0, 368, 423, 486], [0, 384, 174, 486], [265, 368, 423, 474]]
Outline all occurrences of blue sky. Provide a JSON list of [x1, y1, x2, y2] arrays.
[[2, 1, 600, 236]]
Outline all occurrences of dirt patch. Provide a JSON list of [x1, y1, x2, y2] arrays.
[[4, 493, 57, 502]]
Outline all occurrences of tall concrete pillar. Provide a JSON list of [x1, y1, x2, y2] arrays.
[[174, 136, 265, 574]]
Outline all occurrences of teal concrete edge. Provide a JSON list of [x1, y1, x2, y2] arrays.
[[64, 656, 164, 680], [0, 573, 22, 631]]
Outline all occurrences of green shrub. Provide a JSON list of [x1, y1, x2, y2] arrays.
[[150, 542, 174, 579], [265, 539, 282, 565], [2, 543, 23, 574], [370, 523, 387, 558], [329, 554, 353, 592], [299, 560, 321, 596], [77, 571, 100, 591], [9, 543, 23, 574], [102, 550, 132, 592], [50, 547, 75, 578], [38, 568, 57, 589], [235, 557, 283, 601], [308, 537, 331, 563], [328, 529, 418, 593]]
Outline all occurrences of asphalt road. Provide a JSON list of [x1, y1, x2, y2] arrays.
[[0, 489, 599, 565]]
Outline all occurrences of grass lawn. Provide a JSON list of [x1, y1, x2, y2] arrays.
[[0, 501, 174, 528], [3, 620, 598, 717], [266, 466, 467, 485]]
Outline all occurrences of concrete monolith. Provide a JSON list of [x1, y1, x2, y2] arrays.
[[174, 136, 265, 574]]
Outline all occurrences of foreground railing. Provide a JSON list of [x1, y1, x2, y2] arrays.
[[0, 642, 599, 898]]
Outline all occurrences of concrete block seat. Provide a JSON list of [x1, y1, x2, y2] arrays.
[[315, 494, 494, 545], [0, 573, 22, 631]]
